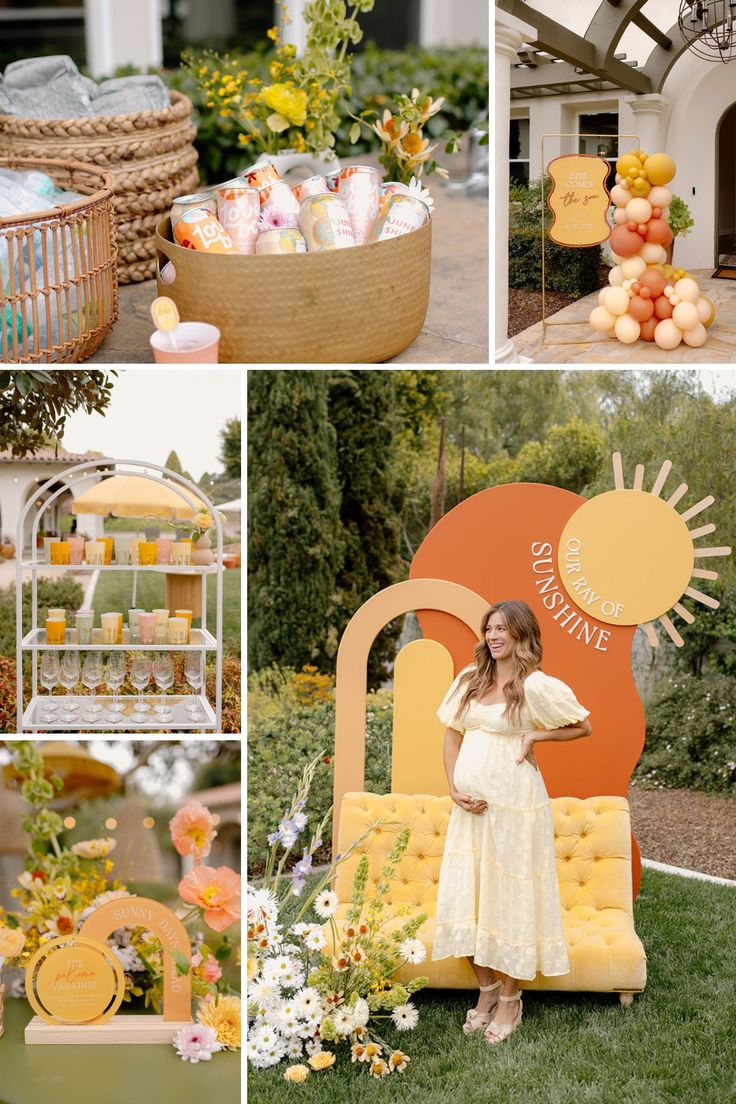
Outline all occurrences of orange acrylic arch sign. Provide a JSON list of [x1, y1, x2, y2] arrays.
[[79, 895, 192, 1022], [547, 154, 612, 247], [410, 482, 645, 897]]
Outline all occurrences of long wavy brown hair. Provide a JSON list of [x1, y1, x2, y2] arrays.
[[456, 600, 543, 726]]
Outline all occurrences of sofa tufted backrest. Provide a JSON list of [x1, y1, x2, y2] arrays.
[[335, 792, 634, 916]]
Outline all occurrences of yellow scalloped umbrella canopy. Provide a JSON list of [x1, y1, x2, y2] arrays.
[[71, 475, 199, 520], [3, 742, 120, 797]]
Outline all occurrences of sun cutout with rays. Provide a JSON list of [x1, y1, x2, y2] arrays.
[[557, 452, 732, 647]]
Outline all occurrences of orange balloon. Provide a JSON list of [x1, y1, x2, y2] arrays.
[[628, 295, 654, 322], [639, 316, 658, 341], [653, 294, 674, 320], [610, 225, 645, 258], [639, 269, 666, 298], [646, 219, 673, 247]]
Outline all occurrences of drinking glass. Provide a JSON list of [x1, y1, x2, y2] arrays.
[[184, 653, 203, 721], [50, 542, 70, 565], [153, 609, 170, 645], [114, 536, 131, 565], [68, 535, 85, 564], [45, 617, 66, 645], [101, 612, 119, 645], [130, 654, 152, 717], [40, 652, 61, 721], [156, 537, 173, 565], [153, 653, 174, 721], [139, 612, 156, 644], [75, 609, 94, 645], [101, 537, 114, 565], [172, 543, 191, 566], [128, 609, 144, 643], [105, 653, 126, 720], [59, 651, 80, 722], [82, 652, 104, 718], [85, 541, 104, 565]]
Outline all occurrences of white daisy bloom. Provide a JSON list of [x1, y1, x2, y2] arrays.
[[303, 1007, 322, 1028], [252, 1024, 279, 1050], [281, 942, 302, 956], [408, 176, 434, 214], [305, 928, 327, 951], [276, 1003, 301, 1038], [247, 885, 279, 922], [332, 1009, 354, 1036], [286, 1037, 304, 1059], [290, 922, 309, 937], [305, 1039, 323, 1057], [313, 889, 339, 919], [398, 937, 426, 965], [351, 997, 370, 1029], [249, 978, 281, 1011], [293, 987, 322, 1016], [391, 1003, 419, 1031], [259, 1041, 288, 1068]]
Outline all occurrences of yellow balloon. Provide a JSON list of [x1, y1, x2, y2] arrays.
[[631, 178, 651, 196], [644, 153, 676, 186], [617, 153, 642, 177]]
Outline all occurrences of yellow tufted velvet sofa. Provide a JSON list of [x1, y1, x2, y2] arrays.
[[329, 792, 647, 1006]]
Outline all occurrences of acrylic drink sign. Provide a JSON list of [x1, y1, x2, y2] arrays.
[[24, 896, 192, 1044], [547, 154, 612, 247]]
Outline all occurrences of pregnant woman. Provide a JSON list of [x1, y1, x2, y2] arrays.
[[431, 599, 592, 1044]]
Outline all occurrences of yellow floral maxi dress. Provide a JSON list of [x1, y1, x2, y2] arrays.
[[431, 667, 590, 980]]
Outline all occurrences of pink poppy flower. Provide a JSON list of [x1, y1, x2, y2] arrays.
[[169, 801, 217, 861], [259, 207, 297, 231], [191, 951, 223, 984], [179, 865, 241, 933]]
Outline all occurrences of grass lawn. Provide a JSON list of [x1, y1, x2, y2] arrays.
[[248, 868, 736, 1103], [92, 568, 240, 656]]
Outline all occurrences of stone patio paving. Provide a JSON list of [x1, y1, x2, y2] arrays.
[[513, 270, 736, 363]]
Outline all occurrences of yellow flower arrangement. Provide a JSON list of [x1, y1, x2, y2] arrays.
[[351, 87, 458, 185]]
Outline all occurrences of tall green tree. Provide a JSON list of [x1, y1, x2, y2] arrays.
[[0, 371, 116, 456], [248, 372, 343, 673], [328, 371, 403, 686], [220, 417, 241, 480]]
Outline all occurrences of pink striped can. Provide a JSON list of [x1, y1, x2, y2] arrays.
[[369, 193, 429, 243], [216, 181, 260, 254], [243, 161, 281, 188], [298, 193, 356, 251], [292, 175, 329, 204], [338, 166, 381, 246], [256, 228, 308, 254], [258, 179, 300, 219]]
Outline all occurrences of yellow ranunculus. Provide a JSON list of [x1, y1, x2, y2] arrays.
[[308, 1051, 336, 1071], [260, 83, 308, 126], [284, 1064, 309, 1083]]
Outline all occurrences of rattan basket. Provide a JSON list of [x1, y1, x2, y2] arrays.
[[155, 216, 432, 363], [1, 157, 118, 363], [0, 91, 198, 284]]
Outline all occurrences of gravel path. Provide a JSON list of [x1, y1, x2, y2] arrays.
[[628, 784, 736, 881]]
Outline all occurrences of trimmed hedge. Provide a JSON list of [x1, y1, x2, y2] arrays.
[[509, 225, 603, 296]]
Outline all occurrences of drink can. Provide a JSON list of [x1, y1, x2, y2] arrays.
[[325, 168, 341, 192], [256, 228, 308, 255], [378, 181, 411, 218], [171, 191, 217, 230], [174, 208, 239, 253], [258, 179, 300, 218], [298, 193, 356, 251], [338, 166, 381, 246], [243, 161, 281, 188], [292, 175, 329, 204], [369, 193, 429, 243], [216, 181, 260, 254]]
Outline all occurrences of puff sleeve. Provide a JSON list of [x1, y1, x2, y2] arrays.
[[524, 671, 590, 731], [436, 666, 474, 734]]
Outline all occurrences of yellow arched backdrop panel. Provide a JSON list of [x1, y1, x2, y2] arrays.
[[391, 639, 455, 796]]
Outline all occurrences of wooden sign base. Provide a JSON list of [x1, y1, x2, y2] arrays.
[[25, 1014, 192, 1045]]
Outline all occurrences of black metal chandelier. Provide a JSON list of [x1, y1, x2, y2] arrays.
[[679, 1, 736, 62]]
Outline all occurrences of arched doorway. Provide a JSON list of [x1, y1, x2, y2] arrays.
[[716, 102, 736, 273]]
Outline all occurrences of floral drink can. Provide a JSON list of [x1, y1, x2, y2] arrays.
[[171, 191, 217, 230], [325, 168, 341, 193], [369, 193, 429, 242], [258, 179, 300, 219], [174, 208, 239, 253], [378, 181, 411, 218], [216, 181, 260, 254], [255, 227, 308, 254], [243, 161, 281, 188], [298, 193, 356, 251], [292, 175, 329, 203], [338, 166, 381, 246]]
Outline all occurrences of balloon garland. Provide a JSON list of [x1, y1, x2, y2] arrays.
[[589, 149, 716, 349]]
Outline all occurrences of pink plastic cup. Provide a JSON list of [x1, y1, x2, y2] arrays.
[[68, 535, 85, 565], [138, 612, 156, 644], [150, 322, 220, 363], [156, 537, 174, 564]]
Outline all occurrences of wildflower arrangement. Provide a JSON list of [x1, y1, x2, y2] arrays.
[[0, 743, 241, 1062], [247, 751, 428, 1080], [350, 87, 460, 184], [187, 507, 227, 540], [182, 0, 375, 162]]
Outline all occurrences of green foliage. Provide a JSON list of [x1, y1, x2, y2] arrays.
[[0, 371, 116, 457], [508, 224, 603, 295], [636, 673, 736, 794], [669, 194, 695, 239], [219, 416, 241, 481], [499, 417, 607, 493], [0, 578, 85, 656]]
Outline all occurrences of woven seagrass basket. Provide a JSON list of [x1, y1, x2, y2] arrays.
[[0, 91, 198, 284], [155, 216, 432, 363], [0, 156, 118, 363]]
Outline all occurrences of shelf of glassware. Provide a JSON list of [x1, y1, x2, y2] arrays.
[[21, 628, 217, 650], [20, 562, 218, 573], [21, 694, 216, 731]]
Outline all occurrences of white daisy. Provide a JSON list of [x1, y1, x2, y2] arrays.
[[408, 176, 434, 215], [305, 928, 327, 951], [351, 997, 370, 1029], [281, 942, 302, 956], [332, 1008, 354, 1036], [259, 1041, 288, 1068], [313, 889, 339, 919], [249, 978, 280, 1012], [247, 886, 279, 922], [286, 1037, 303, 1059], [276, 1003, 301, 1038], [293, 987, 322, 1016], [252, 1024, 279, 1050], [303, 1007, 322, 1029], [289, 922, 309, 937], [305, 1039, 323, 1057], [399, 937, 426, 965], [391, 1003, 419, 1031]]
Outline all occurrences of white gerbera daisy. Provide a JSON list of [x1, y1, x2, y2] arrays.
[[252, 1024, 279, 1051], [398, 937, 426, 965], [247, 886, 279, 922], [305, 1039, 323, 1057], [287, 1037, 303, 1059], [351, 997, 370, 1029], [293, 987, 322, 1016], [332, 1008, 354, 1036], [313, 889, 339, 919], [408, 176, 434, 214], [250, 977, 281, 1011], [391, 1003, 419, 1031], [304, 928, 327, 951], [276, 1003, 301, 1038]]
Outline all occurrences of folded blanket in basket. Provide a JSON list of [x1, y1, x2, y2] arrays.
[[0, 56, 169, 119], [91, 76, 170, 116]]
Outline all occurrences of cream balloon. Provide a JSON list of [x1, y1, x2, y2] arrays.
[[609, 250, 626, 264], [598, 288, 609, 306], [639, 243, 667, 264], [620, 256, 646, 280], [590, 306, 617, 332], [682, 322, 707, 348], [610, 185, 630, 207], [602, 286, 631, 316], [696, 297, 714, 324], [613, 207, 629, 225], [674, 277, 700, 304], [660, 207, 670, 220], [614, 314, 641, 344], [648, 186, 672, 210], [654, 319, 683, 350], [672, 301, 699, 331], [608, 265, 625, 287], [625, 197, 652, 224]]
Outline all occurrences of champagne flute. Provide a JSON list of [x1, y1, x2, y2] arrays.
[[59, 651, 80, 722], [130, 654, 152, 718], [184, 652, 203, 721], [105, 653, 126, 721], [153, 652, 174, 722], [82, 652, 104, 719], [40, 652, 60, 722]]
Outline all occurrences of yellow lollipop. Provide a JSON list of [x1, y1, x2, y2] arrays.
[[150, 296, 181, 352], [0, 926, 26, 960]]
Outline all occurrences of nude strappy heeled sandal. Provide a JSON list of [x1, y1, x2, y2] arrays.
[[462, 979, 502, 1035], [483, 988, 523, 1044]]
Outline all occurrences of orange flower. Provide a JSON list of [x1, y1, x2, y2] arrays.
[[169, 801, 217, 861], [178, 865, 241, 932], [402, 133, 424, 156]]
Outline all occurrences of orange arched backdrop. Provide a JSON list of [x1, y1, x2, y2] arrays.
[[410, 482, 645, 897]]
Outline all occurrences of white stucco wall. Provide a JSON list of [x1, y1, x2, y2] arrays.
[[0, 465, 103, 552]]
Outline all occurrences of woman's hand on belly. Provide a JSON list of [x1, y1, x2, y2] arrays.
[[450, 788, 488, 815], [516, 731, 540, 770]]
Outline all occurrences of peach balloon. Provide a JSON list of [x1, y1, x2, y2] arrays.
[[628, 295, 654, 322], [620, 256, 646, 280], [608, 265, 625, 286], [696, 296, 716, 327], [682, 322, 707, 348], [674, 277, 700, 304], [648, 186, 672, 209], [645, 219, 673, 247], [640, 243, 667, 264], [639, 269, 666, 298], [614, 314, 641, 344], [653, 294, 674, 320], [639, 316, 658, 342], [654, 319, 683, 350], [626, 197, 652, 224], [613, 207, 629, 225], [602, 286, 631, 316], [672, 301, 699, 331], [590, 306, 616, 332], [610, 225, 646, 258], [610, 185, 631, 207]]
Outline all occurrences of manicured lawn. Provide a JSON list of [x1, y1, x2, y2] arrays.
[[248, 868, 735, 1103], [92, 568, 241, 656]]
